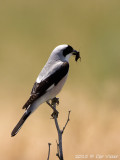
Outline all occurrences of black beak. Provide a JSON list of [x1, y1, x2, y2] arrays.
[[72, 50, 81, 62]]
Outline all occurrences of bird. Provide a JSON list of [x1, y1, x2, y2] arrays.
[[11, 44, 80, 137]]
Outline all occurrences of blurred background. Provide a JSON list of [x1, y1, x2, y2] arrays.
[[0, 0, 120, 159]]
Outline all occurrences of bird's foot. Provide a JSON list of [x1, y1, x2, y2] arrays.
[[51, 97, 59, 106], [46, 97, 59, 118], [51, 97, 59, 118], [51, 110, 59, 118]]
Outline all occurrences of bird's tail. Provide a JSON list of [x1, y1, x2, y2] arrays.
[[11, 111, 31, 137]]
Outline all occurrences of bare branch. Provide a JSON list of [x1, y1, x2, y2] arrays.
[[54, 115, 61, 133], [47, 97, 71, 160], [56, 140, 60, 159], [47, 143, 51, 160], [51, 98, 64, 160], [62, 110, 71, 134]]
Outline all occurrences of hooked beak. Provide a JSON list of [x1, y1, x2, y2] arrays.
[[72, 50, 81, 62]]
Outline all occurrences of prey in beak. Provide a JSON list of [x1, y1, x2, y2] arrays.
[[72, 50, 81, 62]]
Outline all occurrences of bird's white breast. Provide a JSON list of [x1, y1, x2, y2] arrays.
[[47, 74, 68, 99], [30, 74, 68, 112]]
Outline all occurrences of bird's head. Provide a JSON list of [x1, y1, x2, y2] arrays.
[[51, 44, 81, 62]]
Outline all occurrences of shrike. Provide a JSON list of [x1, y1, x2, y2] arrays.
[[11, 44, 80, 137]]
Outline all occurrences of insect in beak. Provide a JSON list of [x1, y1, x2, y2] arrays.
[[72, 50, 81, 62]]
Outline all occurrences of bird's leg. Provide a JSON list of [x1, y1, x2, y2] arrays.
[[51, 97, 59, 118], [46, 97, 59, 118]]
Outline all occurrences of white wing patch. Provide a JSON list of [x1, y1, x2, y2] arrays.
[[46, 84, 55, 91], [36, 76, 42, 83]]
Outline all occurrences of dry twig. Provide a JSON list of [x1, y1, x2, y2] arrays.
[[47, 143, 51, 160], [51, 98, 71, 160]]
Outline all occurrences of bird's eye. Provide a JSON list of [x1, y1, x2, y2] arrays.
[[63, 45, 73, 57]]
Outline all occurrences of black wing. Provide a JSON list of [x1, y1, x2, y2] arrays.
[[22, 62, 69, 109]]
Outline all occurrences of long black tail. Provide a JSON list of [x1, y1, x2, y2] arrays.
[[11, 111, 31, 137]]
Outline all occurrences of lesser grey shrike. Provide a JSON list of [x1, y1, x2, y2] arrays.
[[11, 44, 80, 137]]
